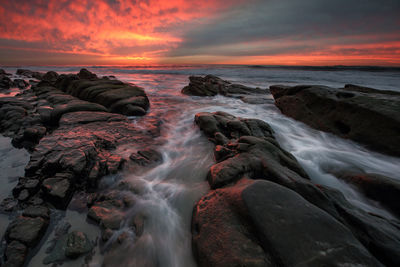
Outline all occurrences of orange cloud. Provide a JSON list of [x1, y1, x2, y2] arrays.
[[0, 0, 242, 63], [0, 0, 399, 66]]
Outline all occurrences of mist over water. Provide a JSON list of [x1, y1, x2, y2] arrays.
[[1, 65, 400, 266]]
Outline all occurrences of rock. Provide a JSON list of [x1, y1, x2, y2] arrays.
[[16, 69, 44, 80], [335, 172, 400, 217], [0, 68, 11, 76], [270, 84, 400, 156], [6, 216, 48, 246], [22, 205, 50, 219], [87, 201, 124, 230], [182, 75, 267, 97], [3, 241, 27, 267], [65, 231, 93, 258], [50, 100, 108, 125], [77, 68, 97, 80], [193, 179, 382, 267], [193, 111, 400, 266], [0, 75, 13, 89], [42, 71, 59, 82], [43, 231, 93, 264], [23, 126, 46, 142], [194, 112, 308, 189], [42, 178, 72, 209], [321, 186, 400, 267], [129, 148, 163, 166], [13, 79, 29, 89]]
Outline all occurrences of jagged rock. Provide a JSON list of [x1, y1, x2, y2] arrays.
[[182, 75, 267, 97], [270, 84, 400, 156]]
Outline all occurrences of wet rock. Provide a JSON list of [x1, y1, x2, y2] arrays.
[[87, 201, 124, 230], [195, 112, 308, 189], [6, 216, 48, 246], [193, 111, 399, 266], [3, 241, 27, 267], [321, 186, 400, 267], [193, 179, 381, 267], [335, 172, 400, 217], [42, 178, 72, 209], [270, 84, 400, 156], [129, 148, 163, 166], [182, 75, 267, 97], [43, 231, 93, 264]]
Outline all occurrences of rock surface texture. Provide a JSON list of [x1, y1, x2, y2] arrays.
[[270, 84, 400, 156], [0, 69, 152, 266], [192, 111, 400, 267]]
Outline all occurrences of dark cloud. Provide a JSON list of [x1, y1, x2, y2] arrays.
[[170, 0, 400, 57]]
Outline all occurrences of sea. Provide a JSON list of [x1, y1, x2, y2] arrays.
[[1, 65, 399, 266]]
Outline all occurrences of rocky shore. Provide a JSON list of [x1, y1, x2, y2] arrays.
[[0, 72, 399, 266], [0, 68, 156, 266]]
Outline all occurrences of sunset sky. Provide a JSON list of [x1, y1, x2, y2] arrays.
[[0, 0, 399, 66]]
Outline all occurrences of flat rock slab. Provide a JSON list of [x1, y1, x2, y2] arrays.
[[270, 84, 400, 156]]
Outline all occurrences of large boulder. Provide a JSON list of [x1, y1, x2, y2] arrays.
[[193, 179, 382, 267], [270, 84, 400, 156], [182, 75, 267, 97]]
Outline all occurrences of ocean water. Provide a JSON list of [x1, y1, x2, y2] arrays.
[[1, 65, 400, 266]]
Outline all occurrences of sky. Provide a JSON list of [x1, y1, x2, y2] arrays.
[[0, 0, 399, 66]]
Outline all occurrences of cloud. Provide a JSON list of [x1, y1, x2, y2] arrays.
[[0, 0, 399, 65], [167, 0, 400, 64], [0, 0, 243, 64]]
